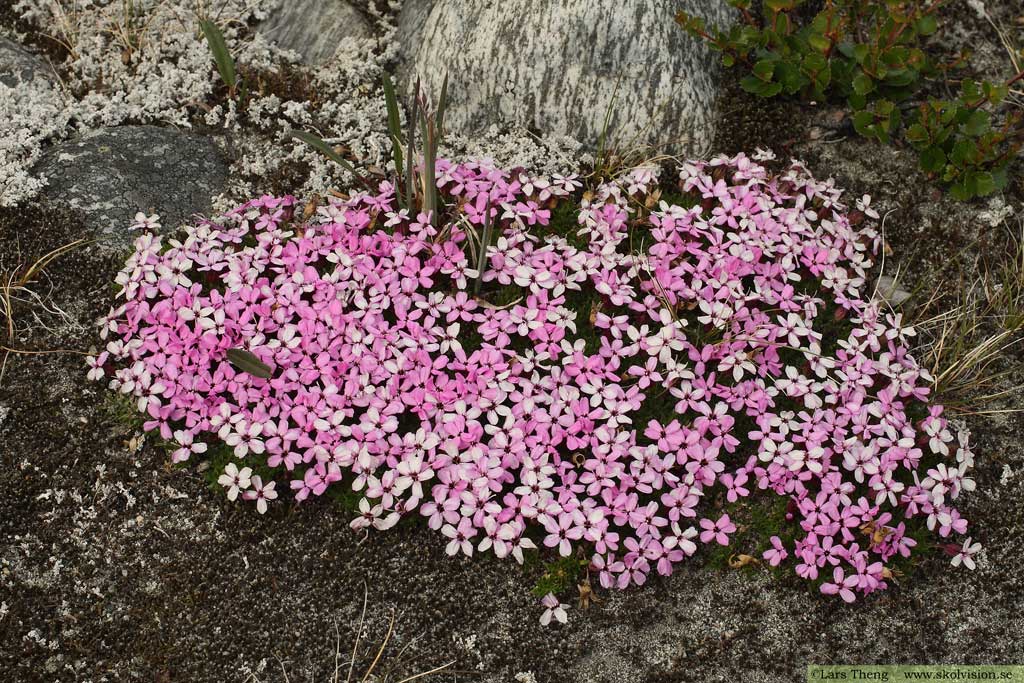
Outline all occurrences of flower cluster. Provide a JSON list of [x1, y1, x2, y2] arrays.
[[91, 153, 979, 605]]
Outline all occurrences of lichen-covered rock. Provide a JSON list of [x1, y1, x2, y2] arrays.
[[397, 0, 734, 154], [0, 37, 53, 86], [35, 126, 227, 248], [258, 0, 372, 65]]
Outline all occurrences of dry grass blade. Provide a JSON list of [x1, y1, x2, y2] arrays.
[[0, 238, 88, 384], [360, 608, 396, 683], [347, 582, 370, 683], [1, 270, 16, 341], [902, 207, 1024, 414], [911, 218, 1024, 411], [391, 661, 456, 683], [15, 238, 85, 289], [974, 3, 1023, 107], [927, 316, 1021, 401]]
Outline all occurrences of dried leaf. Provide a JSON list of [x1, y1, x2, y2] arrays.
[[728, 553, 761, 568], [302, 195, 321, 220]]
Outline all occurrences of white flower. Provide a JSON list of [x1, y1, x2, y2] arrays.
[[171, 430, 208, 463], [130, 212, 161, 231], [539, 593, 568, 626], [243, 476, 278, 514], [855, 195, 879, 220], [951, 537, 982, 570], [217, 462, 252, 501]]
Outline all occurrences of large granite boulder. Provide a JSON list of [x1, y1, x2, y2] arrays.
[[258, 0, 372, 65], [0, 37, 53, 86], [397, 0, 734, 154], [35, 126, 228, 248]]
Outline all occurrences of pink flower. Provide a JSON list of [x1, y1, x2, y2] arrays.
[[820, 566, 859, 603], [699, 514, 736, 546], [762, 536, 789, 567], [91, 155, 977, 604]]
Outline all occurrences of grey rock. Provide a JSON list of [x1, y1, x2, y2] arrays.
[[397, 0, 735, 155], [874, 274, 913, 307], [259, 0, 372, 65], [35, 126, 228, 248], [0, 37, 53, 86]]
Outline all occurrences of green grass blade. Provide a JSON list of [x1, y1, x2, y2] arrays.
[[423, 124, 437, 223], [436, 71, 449, 141], [291, 130, 374, 192], [200, 19, 236, 89], [474, 197, 492, 295], [382, 73, 404, 142], [406, 83, 419, 210], [381, 73, 406, 206], [391, 136, 406, 209]]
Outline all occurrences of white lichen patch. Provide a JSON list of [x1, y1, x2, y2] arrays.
[[4, 0, 584, 211]]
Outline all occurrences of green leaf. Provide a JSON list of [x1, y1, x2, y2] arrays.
[[752, 59, 777, 81], [963, 110, 991, 137], [807, 31, 831, 53], [775, 60, 809, 94], [802, 52, 831, 93], [772, 12, 791, 35], [915, 15, 938, 36], [950, 138, 978, 166], [960, 79, 982, 102], [406, 85, 418, 211], [474, 197, 492, 295], [852, 110, 875, 137], [852, 71, 874, 96], [226, 348, 272, 379], [199, 20, 237, 89], [885, 46, 912, 66], [802, 52, 827, 72], [741, 75, 783, 97], [992, 166, 1010, 191], [919, 146, 946, 173], [905, 123, 930, 145], [882, 68, 917, 88], [969, 171, 997, 197], [982, 81, 1008, 105], [948, 178, 972, 201]]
